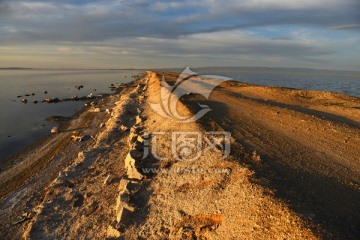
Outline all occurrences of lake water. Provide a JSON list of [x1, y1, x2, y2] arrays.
[[195, 67, 360, 97], [0, 69, 141, 165]]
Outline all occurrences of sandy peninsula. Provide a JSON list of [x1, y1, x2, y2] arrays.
[[0, 71, 359, 239]]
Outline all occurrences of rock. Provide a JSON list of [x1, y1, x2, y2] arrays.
[[25, 94, 30, 96], [21, 99, 28, 104], [107, 225, 121, 238], [105, 109, 112, 114], [33, 100, 38, 104], [87, 93, 94, 98], [51, 127, 59, 134], [43, 97, 60, 103], [71, 95, 78, 101], [30, 93, 35, 96], [70, 135, 84, 142], [119, 125, 128, 131], [77, 151, 85, 163], [90, 108, 101, 113], [128, 131, 138, 145], [115, 188, 136, 223], [44, 91, 48, 94], [76, 85, 84, 90], [118, 179, 129, 194], [99, 123, 105, 128], [124, 153, 143, 180], [17, 95, 22, 98], [135, 115, 142, 125], [135, 135, 144, 146]]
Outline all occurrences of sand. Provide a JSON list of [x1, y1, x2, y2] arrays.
[[0, 71, 359, 239]]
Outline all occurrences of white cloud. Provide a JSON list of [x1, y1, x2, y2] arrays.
[[0, 0, 359, 70]]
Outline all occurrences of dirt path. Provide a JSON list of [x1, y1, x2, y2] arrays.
[[172, 75, 360, 239], [117, 72, 318, 239]]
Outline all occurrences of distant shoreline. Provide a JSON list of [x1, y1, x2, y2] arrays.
[[2, 66, 360, 76], [0, 67, 145, 71]]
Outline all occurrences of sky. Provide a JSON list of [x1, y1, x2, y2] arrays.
[[0, 0, 359, 70]]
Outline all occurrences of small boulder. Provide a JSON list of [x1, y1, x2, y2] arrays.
[[51, 127, 59, 134], [21, 99, 28, 104]]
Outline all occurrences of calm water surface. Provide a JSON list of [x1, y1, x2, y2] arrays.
[[196, 67, 360, 97], [0, 69, 141, 164]]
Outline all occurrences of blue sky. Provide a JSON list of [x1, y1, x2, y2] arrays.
[[0, 0, 359, 70]]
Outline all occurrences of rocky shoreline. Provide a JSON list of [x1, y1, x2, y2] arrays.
[[0, 76, 145, 238]]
